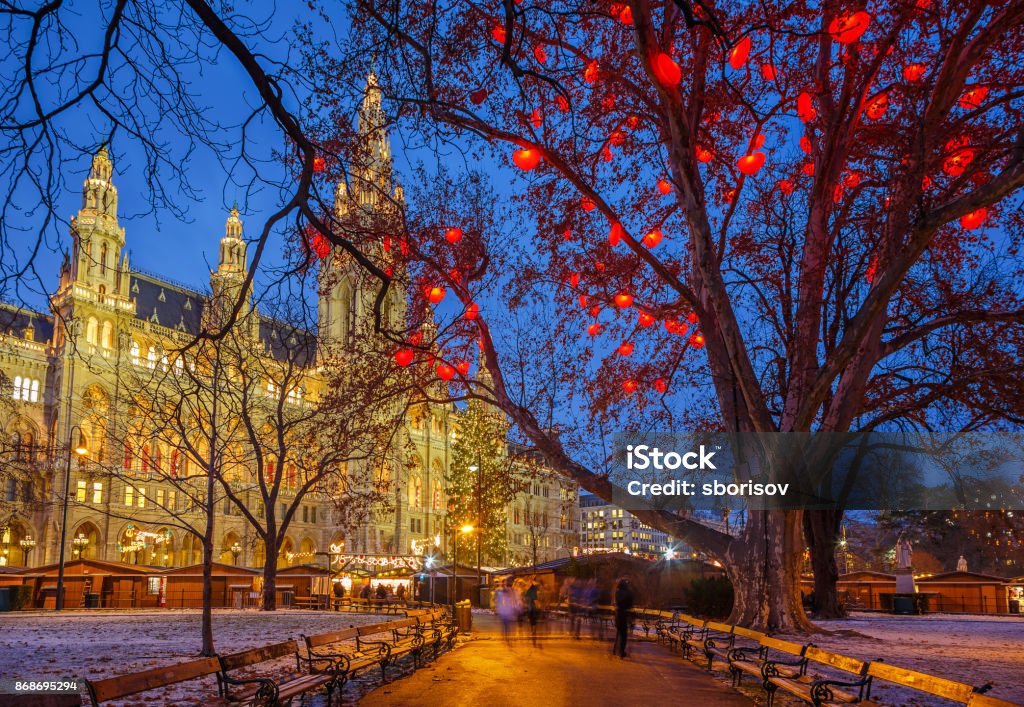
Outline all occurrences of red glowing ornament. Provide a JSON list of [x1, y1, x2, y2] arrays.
[[959, 208, 987, 230], [943, 148, 975, 177], [638, 312, 655, 327], [556, 95, 570, 113], [737, 152, 766, 176], [657, 178, 672, 195], [464, 303, 480, 321], [729, 36, 752, 70], [622, 379, 639, 394], [470, 89, 488, 104], [531, 109, 543, 128], [534, 45, 548, 64], [584, 61, 599, 84], [653, 53, 682, 87], [394, 348, 415, 367], [843, 172, 861, 188], [761, 63, 777, 81], [689, 333, 706, 349], [618, 4, 633, 24], [800, 136, 812, 154], [587, 322, 602, 337], [445, 227, 463, 243], [311, 233, 331, 259], [491, 24, 506, 44], [456, 361, 471, 376], [958, 86, 988, 110], [617, 342, 634, 357], [581, 197, 596, 212], [590, 305, 602, 317], [797, 92, 817, 122], [654, 378, 668, 394], [865, 257, 877, 284], [803, 162, 816, 176], [864, 93, 889, 120], [614, 292, 634, 309], [642, 228, 663, 248], [569, 272, 580, 288], [436, 364, 456, 381], [696, 146, 714, 163], [313, 156, 326, 173], [609, 222, 624, 246], [594, 261, 605, 273], [601, 146, 613, 163], [828, 11, 870, 44], [777, 179, 794, 195], [664, 319, 688, 336], [427, 286, 446, 304], [903, 63, 926, 82], [749, 134, 766, 151], [687, 311, 699, 324], [512, 148, 541, 171]]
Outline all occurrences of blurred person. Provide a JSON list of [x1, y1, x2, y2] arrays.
[[494, 578, 522, 642], [612, 577, 635, 659], [524, 581, 541, 647]]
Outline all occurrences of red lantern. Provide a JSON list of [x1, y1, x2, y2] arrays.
[[797, 92, 817, 122], [464, 303, 480, 320], [803, 162, 816, 176], [618, 4, 633, 24], [903, 63, 926, 82], [828, 11, 870, 43], [491, 24, 506, 44], [531, 109, 543, 128], [617, 342, 634, 357], [958, 86, 988, 110], [590, 305, 602, 318], [664, 319, 688, 336], [394, 348, 414, 367], [313, 156, 326, 173], [622, 379, 639, 394], [584, 61, 599, 83], [512, 148, 541, 171], [436, 364, 456, 381], [749, 134, 766, 151], [556, 95, 570, 112], [657, 178, 672, 195], [729, 36, 751, 70], [638, 312, 655, 327], [689, 333, 706, 349], [761, 63, 777, 81], [959, 207, 987, 230], [800, 136, 812, 154], [642, 228, 663, 248], [311, 233, 331, 259], [614, 292, 634, 309], [587, 322, 602, 337], [534, 45, 548, 64], [456, 361, 471, 376], [653, 53, 681, 87], [687, 311, 699, 324], [427, 286, 446, 304], [579, 294, 588, 309], [864, 93, 889, 120], [569, 272, 580, 288], [777, 179, 794, 195], [943, 148, 975, 177], [843, 172, 861, 188], [581, 197, 596, 212], [445, 227, 463, 243], [696, 146, 714, 163], [737, 152, 766, 176], [470, 89, 488, 104], [609, 223, 624, 246], [654, 378, 668, 394]]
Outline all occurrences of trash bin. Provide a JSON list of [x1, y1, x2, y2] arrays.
[[478, 585, 492, 610], [1009, 599, 1020, 614], [0, 588, 10, 612], [455, 599, 472, 632], [893, 595, 914, 615], [84, 592, 101, 609]]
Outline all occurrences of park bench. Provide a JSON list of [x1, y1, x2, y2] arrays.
[[654, 611, 683, 644], [700, 624, 765, 672], [685, 620, 736, 669], [665, 616, 705, 654], [355, 619, 426, 681], [865, 662, 1015, 707], [728, 635, 808, 688], [764, 646, 873, 707], [85, 656, 221, 706], [217, 639, 339, 705], [300, 626, 389, 696], [415, 609, 458, 656]]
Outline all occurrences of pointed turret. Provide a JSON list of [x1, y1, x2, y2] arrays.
[[354, 71, 393, 208], [69, 146, 126, 293], [209, 205, 251, 328]]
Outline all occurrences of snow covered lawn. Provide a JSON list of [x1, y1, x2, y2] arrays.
[[775, 612, 1024, 705], [0, 609, 397, 705]]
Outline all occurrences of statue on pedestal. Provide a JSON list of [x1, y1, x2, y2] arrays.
[[957, 555, 968, 573], [895, 535, 913, 569]]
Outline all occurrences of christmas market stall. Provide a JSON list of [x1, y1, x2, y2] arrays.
[[161, 562, 260, 609]]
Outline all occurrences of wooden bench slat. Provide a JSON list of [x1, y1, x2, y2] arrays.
[[805, 647, 867, 675], [307, 627, 360, 648], [867, 662, 975, 702], [88, 657, 221, 703], [220, 639, 298, 671]]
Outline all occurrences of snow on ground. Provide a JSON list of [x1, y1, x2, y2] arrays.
[[772, 612, 1024, 706], [0, 609, 402, 705]]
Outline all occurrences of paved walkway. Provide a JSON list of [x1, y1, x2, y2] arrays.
[[360, 613, 751, 706]]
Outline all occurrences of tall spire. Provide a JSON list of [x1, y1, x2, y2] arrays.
[[355, 71, 393, 207], [217, 205, 247, 275], [81, 145, 118, 218]]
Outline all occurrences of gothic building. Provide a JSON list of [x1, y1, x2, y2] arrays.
[[0, 77, 577, 573]]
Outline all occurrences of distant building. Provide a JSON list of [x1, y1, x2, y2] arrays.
[[577, 493, 685, 560], [504, 445, 578, 567]]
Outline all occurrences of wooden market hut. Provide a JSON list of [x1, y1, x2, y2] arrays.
[[914, 570, 1012, 614], [276, 563, 332, 604], [17, 558, 157, 609], [161, 562, 260, 609], [800, 570, 897, 611]]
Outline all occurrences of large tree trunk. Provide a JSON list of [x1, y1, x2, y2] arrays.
[[200, 492, 216, 655], [804, 510, 846, 619], [262, 538, 278, 611], [724, 510, 814, 633]]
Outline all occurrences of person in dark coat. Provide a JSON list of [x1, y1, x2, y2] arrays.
[[612, 577, 635, 658]]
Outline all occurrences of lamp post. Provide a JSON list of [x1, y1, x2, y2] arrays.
[[230, 542, 242, 565], [19, 535, 36, 566], [451, 524, 474, 609], [468, 462, 482, 592], [55, 426, 88, 611], [72, 533, 89, 559]]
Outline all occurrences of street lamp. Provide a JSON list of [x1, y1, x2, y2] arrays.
[[451, 524, 474, 609], [230, 542, 242, 565], [468, 462, 482, 593], [55, 426, 88, 611], [19, 535, 36, 566], [72, 533, 89, 559]]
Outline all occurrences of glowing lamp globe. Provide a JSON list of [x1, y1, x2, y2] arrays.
[[654, 378, 668, 394], [464, 303, 480, 320], [737, 153, 765, 176], [427, 286, 446, 304], [903, 63, 926, 82], [394, 348, 414, 367], [689, 333, 706, 349], [587, 322, 601, 337], [653, 53, 682, 87], [959, 208, 987, 230], [828, 11, 870, 43], [512, 148, 541, 171], [614, 293, 634, 309], [436, 364, 456, 381], [456, 361, 471, 376], [657, 178, 672, 195], [313, 156, 326, 173], [729, 36, 751, 70], [622, 379, 639, 394], [638, 312, 655, 327], [445, 228, 463, 243], [643, 229, 663, 248], [617, 342, 634, 357]]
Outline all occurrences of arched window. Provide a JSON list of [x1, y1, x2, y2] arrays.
[[141, 444, 150, 473], [265, 459, 276, 484], [123, 442, 133, 470], [286, 464, 297, 489], [29, 379, 38, 403], [100, 242, 108, 275], [170, 449, 180, 477], [86, 317, 98, 345], [151, 445, 162, 473], [12, 376, 21, 400], [101, 321, 113, 349], [130, 341, 140, 366], [147, 346, 157, 369]]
